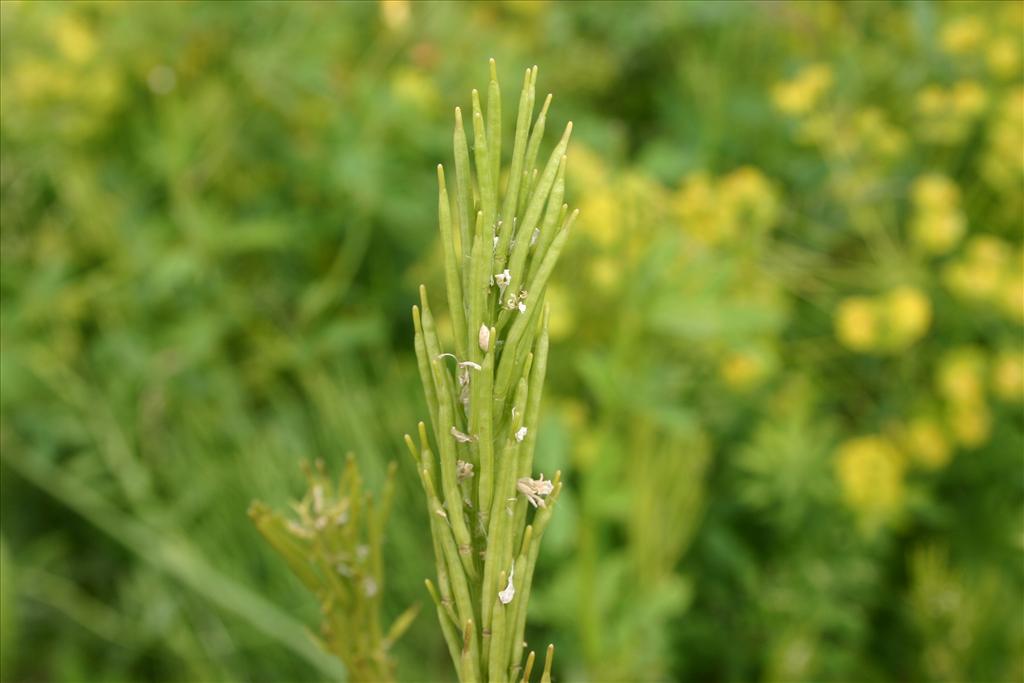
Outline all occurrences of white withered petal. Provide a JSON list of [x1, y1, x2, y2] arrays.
[[450, 426, 477, 443], [456, 459, 475, 481], [516, 474, 554, 508], [494, 268, 512, 296], [498, 562, 515, 604]]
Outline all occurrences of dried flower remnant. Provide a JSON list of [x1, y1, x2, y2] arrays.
[[499, 562, 516, 604], [517, 475, 554, 508], [451, 426, 477, 443]]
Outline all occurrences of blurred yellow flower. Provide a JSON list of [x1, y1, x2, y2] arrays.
[[991, 350, 1024, 402], [967, 235, 1011, 269], [947, 400, 992, 448], [883, 286, 932, 347], [835, 435, 905, 525], [674, 167, 779, 245], [940, 15, 987, 55], [916, 86, 946, 117], [986, 36, 1021, 78], [912, 174, 959, 210], [937, 348, 987, 405], [569, 145, 611, 192], [720, 348, 773, 392], [674, 172, 718, 242], [1000, 272, 1024, 323], [589, 255, 622, 291], [951, 81, 988, 117], [853, 107, 908, 160], [909, 175, 962, 254], [718, 166, 780, 233], [379, 0, 410, 31], [902, 417, 952, 470], [942, 261, 999, 302], [915, 83, 987, 144], [943, 236, 1016, 307], [772, 64, 833, 116], [52, 15, 97, 64], [9, 58, 74, 102], [911, 210, 965, 255], [835, 296, 879, 352], [579, 192, 619, 247]]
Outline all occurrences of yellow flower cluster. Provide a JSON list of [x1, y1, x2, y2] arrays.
[[579, 168, 668, 289], [834, 435, 905, 529], [940, 10, 1022, 79], [909, 174, 966, 255], [942, 236, 1024, 322], [719, 346, 776, 393], [926, 344, 1023, 453], [4, 8, 124, 141], [673, 167, 780, 245], [772, 64, 833, 116], [572, 145, 619, 248], [985, 36, 1022, 80], [939, 16, 987, 56], [834, 286, 932, 353], [802, 107, 907, 165], [936, 348, 992, 448], [915, 81, 988, 145]]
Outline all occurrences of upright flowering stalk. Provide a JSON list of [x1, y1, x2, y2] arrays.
[[407, 60, 576, 683], [249, 457, 418, 682]]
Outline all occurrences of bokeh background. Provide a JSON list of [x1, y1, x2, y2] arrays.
[[1, 1, 1023, 681]]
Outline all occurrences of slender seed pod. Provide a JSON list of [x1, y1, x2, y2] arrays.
[[453, 107, 473, 287], [486, 59, 502, 204], [467, 211, 490, 363], [520, 650, 536, 683], [474, 330, 497, 532], [462, 619, 481, 683], [523, 94, 552, 186], [501, 67, 536, 225], [504, 124, 572, 300], [487, 577, 509, 682], [471, 90, 497, 236], [437, 165, 467, 360], [540, 645, 555, 683], [527, 159, 567, 282], [427, 579, 464, 669], [431, 358, 477, 581]]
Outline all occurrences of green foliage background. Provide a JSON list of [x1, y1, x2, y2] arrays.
[[1, 1, 1022, 681]]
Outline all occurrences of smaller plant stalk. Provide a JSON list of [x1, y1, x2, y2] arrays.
[[408, 59, 575, 683], [249, 457, 418, 683]]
